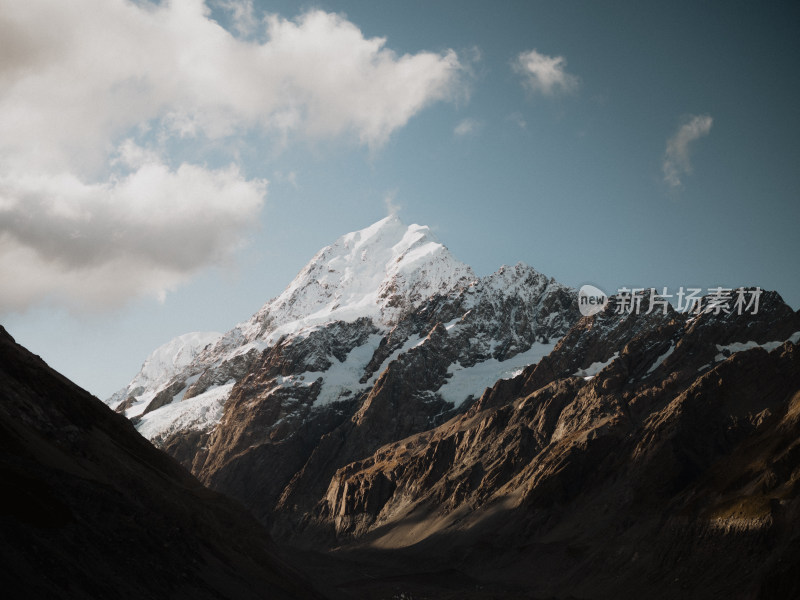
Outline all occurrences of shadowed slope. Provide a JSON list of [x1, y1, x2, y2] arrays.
[[0, 325, 324, 600]]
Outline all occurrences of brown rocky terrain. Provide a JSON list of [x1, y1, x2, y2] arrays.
[[290, 294, 800, 598]]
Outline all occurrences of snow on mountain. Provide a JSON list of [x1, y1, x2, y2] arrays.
[[106, 331, 222, 415], [239, 214, 475, 342], [573, 352, 620, 379], [713, 330, 800, 362], [136, 381, 235, 444], [132, 331, 223, 389], [438, 340, 556, 405], [170, 214, 476, 377]]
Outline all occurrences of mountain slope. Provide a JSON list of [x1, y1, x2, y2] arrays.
[[305, 294, 800, 599], [0, 325, 323, 600]]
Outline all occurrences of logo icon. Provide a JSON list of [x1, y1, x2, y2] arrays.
[[578, 284, 608, 317]]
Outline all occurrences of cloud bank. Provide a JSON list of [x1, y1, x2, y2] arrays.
[[0, 0, 464, 311], [513, 49, 579, 96], [663, 114, 713, 188]]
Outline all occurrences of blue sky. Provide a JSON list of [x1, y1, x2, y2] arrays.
[[2, 0, 798, 398]]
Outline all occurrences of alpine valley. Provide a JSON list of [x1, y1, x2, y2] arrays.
[[49, 215, 800, 597]]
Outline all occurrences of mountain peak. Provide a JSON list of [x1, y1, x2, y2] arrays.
[[334, 214, 442, 263], [340, 213, 407, 246], [242, 216, 475, 341]]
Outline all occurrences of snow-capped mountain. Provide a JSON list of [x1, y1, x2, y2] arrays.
[[239, 214, 476, 342], [111, 214, 471, 421], [109, 214, 577, 499], [111, 216, 573, 443]]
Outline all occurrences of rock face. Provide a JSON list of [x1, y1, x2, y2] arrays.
[[307, 294, 800, 599], [0, 326, 323, 600]]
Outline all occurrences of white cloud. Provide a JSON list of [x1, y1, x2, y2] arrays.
[[0, 1, 465, 172], [384, 190, 401, 216], [454, 118, 481, 136], [513, 49, 579, 96], [0, 154, 266, 311], [0, 0, 464, 311], [663, 114, 713, 188]]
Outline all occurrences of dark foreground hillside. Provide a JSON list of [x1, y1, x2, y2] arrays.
[[0, 325, 323, 600]]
